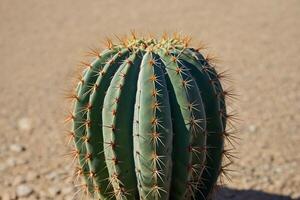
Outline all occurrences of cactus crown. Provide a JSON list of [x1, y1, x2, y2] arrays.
[[127, 38, 186, 50], [66, 33, 236, 200]]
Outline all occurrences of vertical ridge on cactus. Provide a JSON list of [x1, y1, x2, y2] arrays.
[[66, 33, 235, 200]]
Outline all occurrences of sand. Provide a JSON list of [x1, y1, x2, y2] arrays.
[[0, 0, 299, 199]]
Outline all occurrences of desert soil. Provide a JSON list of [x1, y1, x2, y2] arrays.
[[0, 0, 299, 199]]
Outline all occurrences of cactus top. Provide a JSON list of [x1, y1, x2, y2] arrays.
[[126, 38, 187, 51], [103, 33, 193, 53]]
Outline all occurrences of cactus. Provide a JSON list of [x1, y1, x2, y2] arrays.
[[66, 33, 236, 200]]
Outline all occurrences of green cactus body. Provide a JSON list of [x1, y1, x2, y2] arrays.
[[69, 35, 231, 200]]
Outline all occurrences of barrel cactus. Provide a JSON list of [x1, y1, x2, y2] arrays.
[[66, 33, 236, 200]]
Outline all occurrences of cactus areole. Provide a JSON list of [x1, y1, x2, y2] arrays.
[[68, 34, 232, 200]]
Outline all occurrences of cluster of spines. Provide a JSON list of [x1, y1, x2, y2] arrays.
[[64, 33, 238, 200]]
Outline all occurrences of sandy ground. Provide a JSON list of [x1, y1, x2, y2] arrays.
[[0, 0, 299, 199]]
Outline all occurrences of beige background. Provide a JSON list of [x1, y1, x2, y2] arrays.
[[0, 0, 299, 199]]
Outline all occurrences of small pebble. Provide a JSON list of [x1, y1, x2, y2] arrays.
[[16, 184, 33, 197], [248, 125, 257, 133], [9, 144, 26, 153], [17, 117, 32, 131], [6, 158, 17, 167]]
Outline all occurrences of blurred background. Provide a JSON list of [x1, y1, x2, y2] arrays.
[[0, 0, 299, 199]]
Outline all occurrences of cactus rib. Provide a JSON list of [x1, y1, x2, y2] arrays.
[[133, 51, 173, 200], [86, 49, 129, 199]]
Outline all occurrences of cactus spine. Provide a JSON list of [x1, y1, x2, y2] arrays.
[[66, 33, 235, 200]]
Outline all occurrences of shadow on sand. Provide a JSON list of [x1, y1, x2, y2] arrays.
[[213, 187, 298, 200]]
